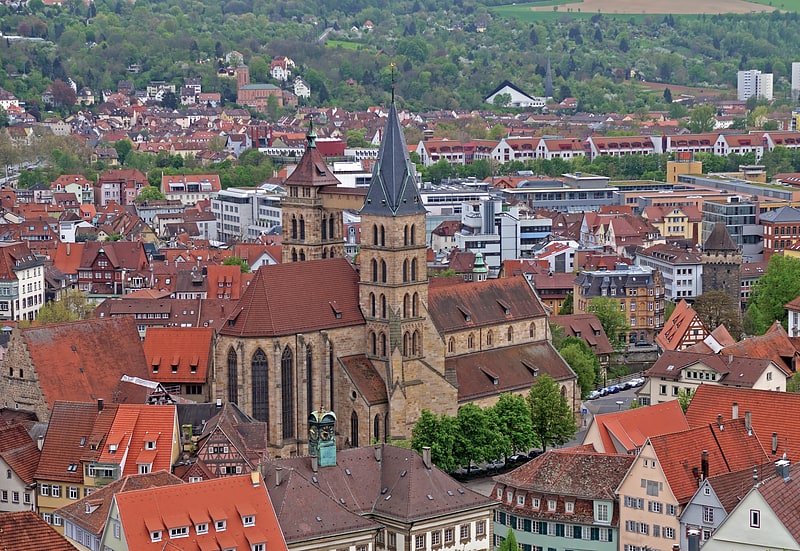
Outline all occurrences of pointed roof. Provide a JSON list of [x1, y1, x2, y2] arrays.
[[583, 400, 688, 454], [703, 221, 739, 252], [283, 125, 342, 188], [360, 103, 425, 217]]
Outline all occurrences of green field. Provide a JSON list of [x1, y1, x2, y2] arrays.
[[746, 0, 800, 9], [325, 40, 365, 50]]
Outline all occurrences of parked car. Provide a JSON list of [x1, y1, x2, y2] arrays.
[[487, 459, 506, 472], [528, 449, 543, 459], [588, 390, 602, 400], [607, 385, 621, 394]]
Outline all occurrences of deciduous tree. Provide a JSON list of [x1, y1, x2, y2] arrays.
[[693, 290, 742, 338], [587, 296, 629, 348], [558, 340, 598, 399], [746, 255, 800, 334], [410, 409, 457, 472], [488, 393, 535, 458], [526, 375, 576, 452]]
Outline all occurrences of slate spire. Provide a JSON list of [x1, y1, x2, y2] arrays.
[[360, 102, 426, 217]]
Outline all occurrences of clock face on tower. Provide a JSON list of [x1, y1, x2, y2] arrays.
[[309, 425, 318, 440], [320, 426, 332, 441]]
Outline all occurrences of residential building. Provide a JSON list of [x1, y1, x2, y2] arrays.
[[703, 461, 800, 551], [655, 300, 710, 352], [573, 265, 665, 344], [57, 471, 183, 551], [95, 169, 147, 207], [492, 448, 633, 551], [531, 271, 580, 315], [77, 241, 150, 299], [211, 187, 283, 242], [759, 205, 800, 259], [739, 261, 768, 307], [191, 402, 268, 478], [0, 241, 45, 321], [102, 472, 288, 551], [786, 294, 800, 336], [616, 418, 768, 551], [737, 69, 773, 101], [264, 443, 496, 551], [641, 205, 702, 245], [0, 423, 39, 512], [160, 174, 221, 206], [0, 317, 151, 422], [635, 244, 703, 301], [142, 327, 215, 401], [484, 80, 545, 108], [582, 401, 688, 455], [584, 136, 659, 161], [550, 314, 614, 369], [0, 510, 75, 550]]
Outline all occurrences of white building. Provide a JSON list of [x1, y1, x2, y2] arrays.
[[0, 242, 45, 321], [737, 70, 773, 101], [211, 188, 283, 242], [792, 62, 800, 102]]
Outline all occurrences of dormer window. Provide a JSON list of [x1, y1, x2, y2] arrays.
[[150, 530, 162, 542], [242, 515, 255, 527], [196, 523, 208, 534], [109, 444, 118, 454], [215, 520, 226, 532], [145, 440, 156, 450]]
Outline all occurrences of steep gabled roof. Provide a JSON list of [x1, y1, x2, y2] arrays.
[[584, 400, 688, 454], [703, 221, 739, 252], [428, 277, 545, 333], [756, 462, 800, 543], [340, 355, 388, 406], [143, 327, 214, 384], [0, 511, 75, 551], [648, 417, 768, 504], [655, 299, 709, 351], [686, 385, 800, 458], [98, 404, 177, 478], [0, 423, 40, 484], [550, 314, 613, 355], [360, 102, 426, 217], [283, 129, 343, 188], [219, 258, 364, 337]]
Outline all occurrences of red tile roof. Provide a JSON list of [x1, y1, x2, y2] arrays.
[[646, 349, 779, 387], [20, 317, 150, 416], [718, 321, 797, 373], [686, 385, 800, 458], [550, 314, 613, 355], [114, 473, 288, 551], [428, 276, 546, 332], [656, 299, 709, 351], [757, 462, 800, 542], [220, 258, 364, 337], [0, 423, 40, 484], [143, 327, 214, 384], [585, 400, 688, 454], [0, 511, 75, 550], [648, 417, 768, 504], [339, 355, 388, 406]]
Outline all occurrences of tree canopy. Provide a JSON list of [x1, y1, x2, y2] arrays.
[[587, 296, 629, 347], [745, 256, 800, 335], [526, 375, 577, 452], [693, 290, 742, 339], [222, 255, 251, 273]]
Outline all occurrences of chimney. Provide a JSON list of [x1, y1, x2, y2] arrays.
[[716, 414, 723, 429], [373, 445, 382, 462], [773, 432, 779, 455], [701, 450, 709, 481], [687, 530, 700, 551], [732, 402, 738, 419], [745, 411, 752, 433], [97, 398, 104, 413], [215, 398, 222, 408], [776, 459, 791, 481], [753, 465, 759, 486], [250, 470, 261, 487], [311, 455, 318, 473], [422, 446, 432, 470], [275, 467, 283, 487], [728, 353, 733, 365], [37, 435, 44, 451]]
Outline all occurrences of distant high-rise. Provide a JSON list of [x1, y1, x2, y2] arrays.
[[737, 69, 773, 101], [545, 56, 553, 99], [792, 62, 800, 102]]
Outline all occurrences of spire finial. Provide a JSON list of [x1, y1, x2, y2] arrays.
[[306, 117, 316, 149], [390, 62, 396, 104]]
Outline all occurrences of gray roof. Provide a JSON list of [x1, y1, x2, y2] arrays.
[[360, 103, 426, 217], [572, 266, 656, 298], [703, 221, 739, 252], [760, 205, 800, 224]]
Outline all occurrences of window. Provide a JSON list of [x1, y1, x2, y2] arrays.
[[517, 494, 525, 506], [216, 520, 226, 532], [638, 523, 649, 535], [253, 544, 266, 551], [663, 527, 675, 539], [51, 485, 61, 498], [532, 498, 540, 509], [565, 501, 574, 513], [242, 515, 255, 527], [68, 487, 79, 500], [24, 492, 31, 504], [460, 524, 470, 540], [196, 523, 208, 534], [703, 506, 714, 524], [170, 527, 189, 538], [0, 490, 6, 502], [547, 499, 556, 511], [431, 531, 441, 546], [646, 480, 660, 496], [53, 515, 62, 526], [139, 464, 151, 474], [750, 509, 760, 528], [659, 384, 667, 395], [596, 503, 609, 523], [151, 530, 162, 542], [388, 531, 397, 549], [476, 521, 485, 536], [649, 501, 662, 513], [666, 504, 677, 516], [444, 528, 454, 543], [415, 534, 426, 549]]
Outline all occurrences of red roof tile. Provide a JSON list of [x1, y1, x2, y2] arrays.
[[585, 400, 688, 454], [0, 511, 75, 550], [339, 355, 388, 406], [656, 299, 709, 351], [0, 423, 40, 484], [220, 258, 364, 337], [143, 327, 214, 384]]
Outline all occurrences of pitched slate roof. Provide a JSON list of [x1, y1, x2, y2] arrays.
[[584, 400, 688, 454], [648, 417, 768, 504], [0, 511, 75, 550], [270, 444, 493, 524], [340, 355, 388, 406], [686, 385, 800, 458], [494, 448, 634, 501], [219, 258, 364, 337], [56, 471, 183, 539], [361, 102, 426, 217], [143, 327, 214, 384], [18, 317, 149, 414], [452, 341, 575, 402], [282, 129, 343, 188], [428, 276, 545, 332], [0, 423, 40, 484], [550, 314, 613, 355], [756, 462, 800, 542], [35, 401, 119, 483], [703, 221, 739, 252], [114, 473, 287, 551]]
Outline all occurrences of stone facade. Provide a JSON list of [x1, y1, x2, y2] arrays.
[[0, 330, 45, 420]]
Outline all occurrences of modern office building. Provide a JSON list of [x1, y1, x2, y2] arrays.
[[737, 69, 773, 101]]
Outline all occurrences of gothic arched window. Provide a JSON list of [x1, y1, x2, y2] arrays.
[[251, 348, 268, 422], [227, 347, 238, 404], [281, 347, 294, 439]]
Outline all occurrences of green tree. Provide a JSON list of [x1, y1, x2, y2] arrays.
[[678, 388, 694, 413], [35, 289, 94, 324], [410, 410, 457, 472], [663, 87, 672, 103], [492, 93, 512, 108], [559, 292, 573, 315], [499, 528, 517, 551], [345, 128, 370, 148], [746, 255, 800, 334], [687, 104, 717, 133], [135, 185, 166, 202], [113, 139, 133, 165], [693, 290, 742, 339], [558, 341, 598, 399], [453, 403, 496, 473], [222, 255, 250, 273], [587, 296, 629, 348], [488, 393, 535, 459], [526, 374, 577, 452]]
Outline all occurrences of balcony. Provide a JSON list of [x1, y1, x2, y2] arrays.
[[86, 462, 121, 487]]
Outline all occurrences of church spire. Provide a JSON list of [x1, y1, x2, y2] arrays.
[[360, 100, 425, 217]]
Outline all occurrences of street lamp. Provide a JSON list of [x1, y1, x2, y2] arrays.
[[616, 400, 624, 411]]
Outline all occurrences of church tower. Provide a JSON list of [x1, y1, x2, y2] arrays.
[[701, 221, 742, 305], [359, 101, 434, 433], [281, 124, 345, 263]]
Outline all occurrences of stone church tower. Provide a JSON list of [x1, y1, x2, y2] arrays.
[[281, 125, 345, 263], [702, 221, 742, 304]]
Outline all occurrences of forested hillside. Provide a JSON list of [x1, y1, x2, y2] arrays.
[[2, 0, 800, 112]]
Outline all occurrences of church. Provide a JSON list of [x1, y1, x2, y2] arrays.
[[212, 102, 577, 457]]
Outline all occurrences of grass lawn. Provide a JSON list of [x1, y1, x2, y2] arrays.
[[746, 0, 800, 10], [325, 40, 365, 50]]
